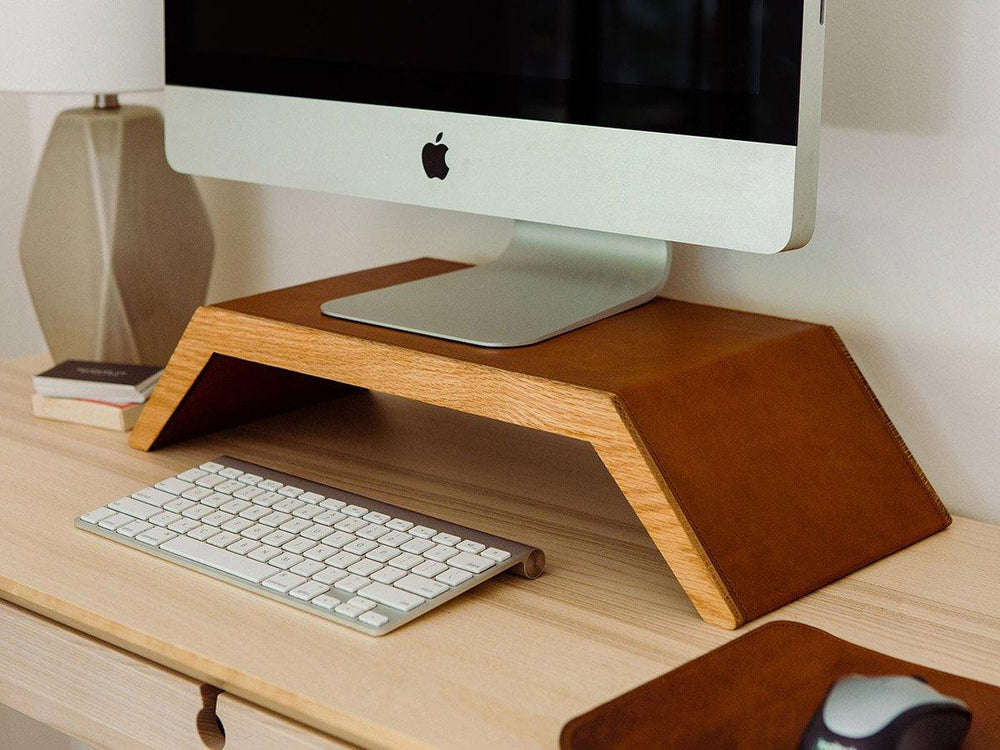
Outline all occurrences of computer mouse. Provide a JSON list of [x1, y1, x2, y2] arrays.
[[798, 674, 972, 750]]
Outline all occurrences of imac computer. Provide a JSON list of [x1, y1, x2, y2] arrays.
[[164, 1, 826, 346]]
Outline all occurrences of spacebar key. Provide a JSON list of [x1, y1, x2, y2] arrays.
[[357, 581, 425, 612], [160, 536, 279, 583]]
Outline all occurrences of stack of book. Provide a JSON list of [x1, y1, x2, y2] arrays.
[[31, 361, 163, 432]]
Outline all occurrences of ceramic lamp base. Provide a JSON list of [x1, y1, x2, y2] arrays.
[[19, 105, 214, 366]]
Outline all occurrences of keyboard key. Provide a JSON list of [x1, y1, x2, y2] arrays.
[[334, 603, 364, 618], [270, 552, 305, 570], [356, 524, 390, 540], [410, 525, 436, 539], [282, 537, 316, 555], [456, 540, 486, 554], [387, 552, 423, 570], [278, 518, 312, 534], [346, 596, 376, 612], [366, 546, 401, 563], [424, 544, 460, 562], [149, 511, 182, 527], [273, 497, 303, 513], [448, 552, 496, 574], [234, 486, 265, 501], [322, 531, 355, 548], [342, 505, 368, 517], [181, 486, 214, 501], [226, 538, 260, 555], [161, 536, 279, 583], [254, 492, 283, 508], [293, 505, 323, 520], [304, 544, 336, 561], [290, 580, 329, 600], [399, 538, 434, 555], [203, 511, 234, 527], [347, 559, 383, 577], [187, 525, 217, 541], [99, 512, 133, 530], [163, 497, 196, 513], [357, 581, 425, 612], [301, 524, 335, 541], [363, 511, 391, 525], [481, 547, 512, 562], [221, 518, 254, 534], [359, 611, 389, 628], [344, 539, 378, 555], [411, 560, 448, 578], [379, 531, 413, 548], [315, 510, 346, 526], [135, 528, 177, 546], [241, 524, 272, 540], [202, 493, 230, 508], [195, 474, 226, 488], [132, 487, 175, 507], [260, 512, 291, 527], [248, 545, 281, 562], [109, 496, 159, 520], [385, 518, 414, 532], [177, 468, 208, 482], [220, 498, 251, 514], [117, 520, 153, 538], [299, 491, 325, 504], [257, 479, 283, 492], [325, 551, 361, 569], [208, 531, 240, 548], [155, 477, 195, 495], [168, 518, 201, 534], [431, 532, 461, 547], [239, 505, 271, 521], [334, 575, 370, 594], [313, 567, 349, 585], [199, 461, 224, 472], [287, 559, 324, 577], [334, 517, 367, 534], [311, 594, 341, 610], [238, 473, 264, 486], [278, 486, 304, 498], [395, 574, 449, 599], [435, 568, 473, 587], [217, 467, 243, 479], [371, 566, 406, 584], [181, 505, 213, 520], [214, 480, 247, 495], [320, 498, 346, 511], [79, 507, 115, 525], [262, 571, 306, 593]]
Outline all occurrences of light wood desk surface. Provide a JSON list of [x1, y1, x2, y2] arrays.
[[1, 355, 998, 748]]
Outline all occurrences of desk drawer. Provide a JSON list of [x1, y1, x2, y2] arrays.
[[216, 693, 356, 749], [0, 599, 222, 749]]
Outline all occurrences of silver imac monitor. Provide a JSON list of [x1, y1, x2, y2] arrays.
[[164, 1, 826, 346]]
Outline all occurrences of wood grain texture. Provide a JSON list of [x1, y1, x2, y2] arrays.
[[216, 693, 356, 749], [130, 259, 948, 629], [0, 598, 219, 750], [2, 354, 996, 749]]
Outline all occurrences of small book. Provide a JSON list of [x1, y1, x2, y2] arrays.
[[33, 360, 163, 404], [31, 393, 145, 432]]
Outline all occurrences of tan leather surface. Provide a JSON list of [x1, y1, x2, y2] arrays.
[[561, 621, 1000, 749], [215, 259, 950, 624]]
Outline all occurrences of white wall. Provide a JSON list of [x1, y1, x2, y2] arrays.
[[1, 0, 997, 522]]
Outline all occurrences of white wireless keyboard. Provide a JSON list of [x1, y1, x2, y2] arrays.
[[77, 457, 544, 635]]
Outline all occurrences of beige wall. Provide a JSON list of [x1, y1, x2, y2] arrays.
[[1, 0, 998, 525]]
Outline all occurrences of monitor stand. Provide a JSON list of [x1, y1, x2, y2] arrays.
[[320, 221, 671, 347]]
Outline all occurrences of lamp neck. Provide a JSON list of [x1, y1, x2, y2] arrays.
[[94, 93, 120, 110]]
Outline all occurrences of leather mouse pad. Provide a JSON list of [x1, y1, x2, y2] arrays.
[[561, 621, 1000, 749]]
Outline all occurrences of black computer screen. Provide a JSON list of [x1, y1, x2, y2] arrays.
[[166, 1, 803, 145]]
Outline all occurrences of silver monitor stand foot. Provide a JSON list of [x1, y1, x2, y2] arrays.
[[320, 221, 672, 347]]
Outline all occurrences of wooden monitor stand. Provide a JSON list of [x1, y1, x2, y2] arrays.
[[131, 259, 950, 629]]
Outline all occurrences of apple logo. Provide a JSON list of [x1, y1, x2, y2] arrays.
[[422, 132, 449, 180]]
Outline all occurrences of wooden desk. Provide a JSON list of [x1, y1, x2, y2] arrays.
[[1, 354, 998, 748]]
